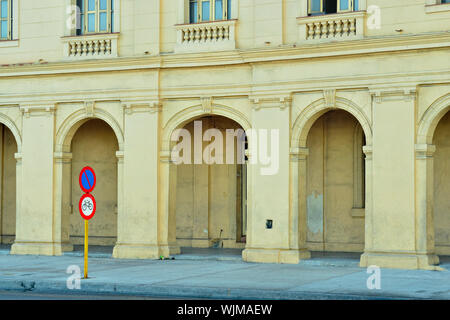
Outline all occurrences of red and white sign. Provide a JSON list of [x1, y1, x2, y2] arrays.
[[79, 193, 96, 220]]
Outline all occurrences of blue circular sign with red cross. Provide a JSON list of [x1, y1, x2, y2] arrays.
[[79, 166, 96, 194]]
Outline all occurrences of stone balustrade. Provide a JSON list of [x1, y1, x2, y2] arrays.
[[175, 20, 236, 53], [297, 12, 366, 43], [62, 33, 119, 59]]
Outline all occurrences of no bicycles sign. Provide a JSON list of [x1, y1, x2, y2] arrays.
[[79, 193, 96, 220]]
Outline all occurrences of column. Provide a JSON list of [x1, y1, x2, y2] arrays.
[[112, 102, 165, 259], [360, 89, 439, 270], [243, 97, 303, 264], [160, 150, 180, 255], [11, 105, 62, 255], [292, 147, 311, 259], [414, 144, 439, 267], [359, 145, 373, 265], [53, 151, 73, 252], [0, 127, 3, 243]]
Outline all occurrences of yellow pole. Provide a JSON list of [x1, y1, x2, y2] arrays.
[[84, 219, 88, 279]]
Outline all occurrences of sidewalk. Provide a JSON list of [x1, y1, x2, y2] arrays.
[[0, 246, 449, 300]]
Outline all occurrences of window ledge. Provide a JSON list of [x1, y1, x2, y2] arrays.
[[0, 39, 19, 48], [425, 3, 450, 13], [61, 33, 120, 60], [297, 11, 367, 43], [351, 208, 365, 218], [174, 20, 237, 54]]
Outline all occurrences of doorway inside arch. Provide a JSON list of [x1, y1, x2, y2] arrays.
[[169, 115, 247, 258], [432, 110, 450, 265], [68, 119, 119, 251], [305, 110, 366, 253], [0, 124, 17, 247]]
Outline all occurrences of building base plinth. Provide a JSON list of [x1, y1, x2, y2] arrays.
[[112, 243, 169, 259], [10, 242, 64, 256], [62, 242, 74, 252], [360, 251, 442, 270], [242, 248, 311, 264], [169, 244, 181, 255]]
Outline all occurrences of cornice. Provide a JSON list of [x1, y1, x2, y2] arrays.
[[0, 32, 449, 77]]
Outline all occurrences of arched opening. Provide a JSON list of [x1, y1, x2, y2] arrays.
[[68, 119, 119, 249], [433, 110, 450, 259], [0, 124, 17, 246], [305, 110, 365, 253], [169, 115, 247, 255]]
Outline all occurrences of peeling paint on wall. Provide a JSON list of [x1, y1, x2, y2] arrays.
[[307, 192, 323, 234]]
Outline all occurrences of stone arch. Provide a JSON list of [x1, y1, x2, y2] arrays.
[[54, 107, 123, 252], [161, 103, 251, 255], [0, 113, 22, 153], [291, 96, 372, 256], [0, 112, 20, 246], [162, 103, 251, 152], [55, 108, 124, 153], [417, 93, 450, 145], [416, 92, 450, 263], [291, 97, 372, 149]]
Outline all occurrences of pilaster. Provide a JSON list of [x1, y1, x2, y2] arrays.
[[360, 88, 440, 270], [243, 96, 308, 264], [11, 104, 63, 256], [113, 101, 165, 259]]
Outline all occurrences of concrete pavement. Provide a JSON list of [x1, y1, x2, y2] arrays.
[[0, 246, 449, 300]]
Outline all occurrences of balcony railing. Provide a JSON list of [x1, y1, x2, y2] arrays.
[[61, 33, 119, 59], [297, 11, 366, 43], [174, 20, 237, 53]]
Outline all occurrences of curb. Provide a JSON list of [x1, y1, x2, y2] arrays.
[[0, 278, 419, 300]]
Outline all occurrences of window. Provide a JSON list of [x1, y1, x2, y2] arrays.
[[0, 0, 11, 40], [189, 0, 232, 23], [442, 0, 450, 3], [308, 0, 359, 15], [77, 0, 114, 35]]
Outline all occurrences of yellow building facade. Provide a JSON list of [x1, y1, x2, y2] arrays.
[[0, 0, 449, 270]]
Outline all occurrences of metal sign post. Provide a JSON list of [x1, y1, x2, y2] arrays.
[[79, 166, 97, 279], [84, 220, 88, 278]]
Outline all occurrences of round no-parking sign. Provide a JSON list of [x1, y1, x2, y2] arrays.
[[79, 166, 96, 194], [79, 193, 96, 220]]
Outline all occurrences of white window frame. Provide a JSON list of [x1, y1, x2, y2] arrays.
[[190, 0, 230, 23], [0, 0, 17, 41], [65, 0, 120, 36], [81, 0, 112, 34], [300, 0, 367, 16], [425, 0, 450, 13], [178, 0, 238, 24]]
